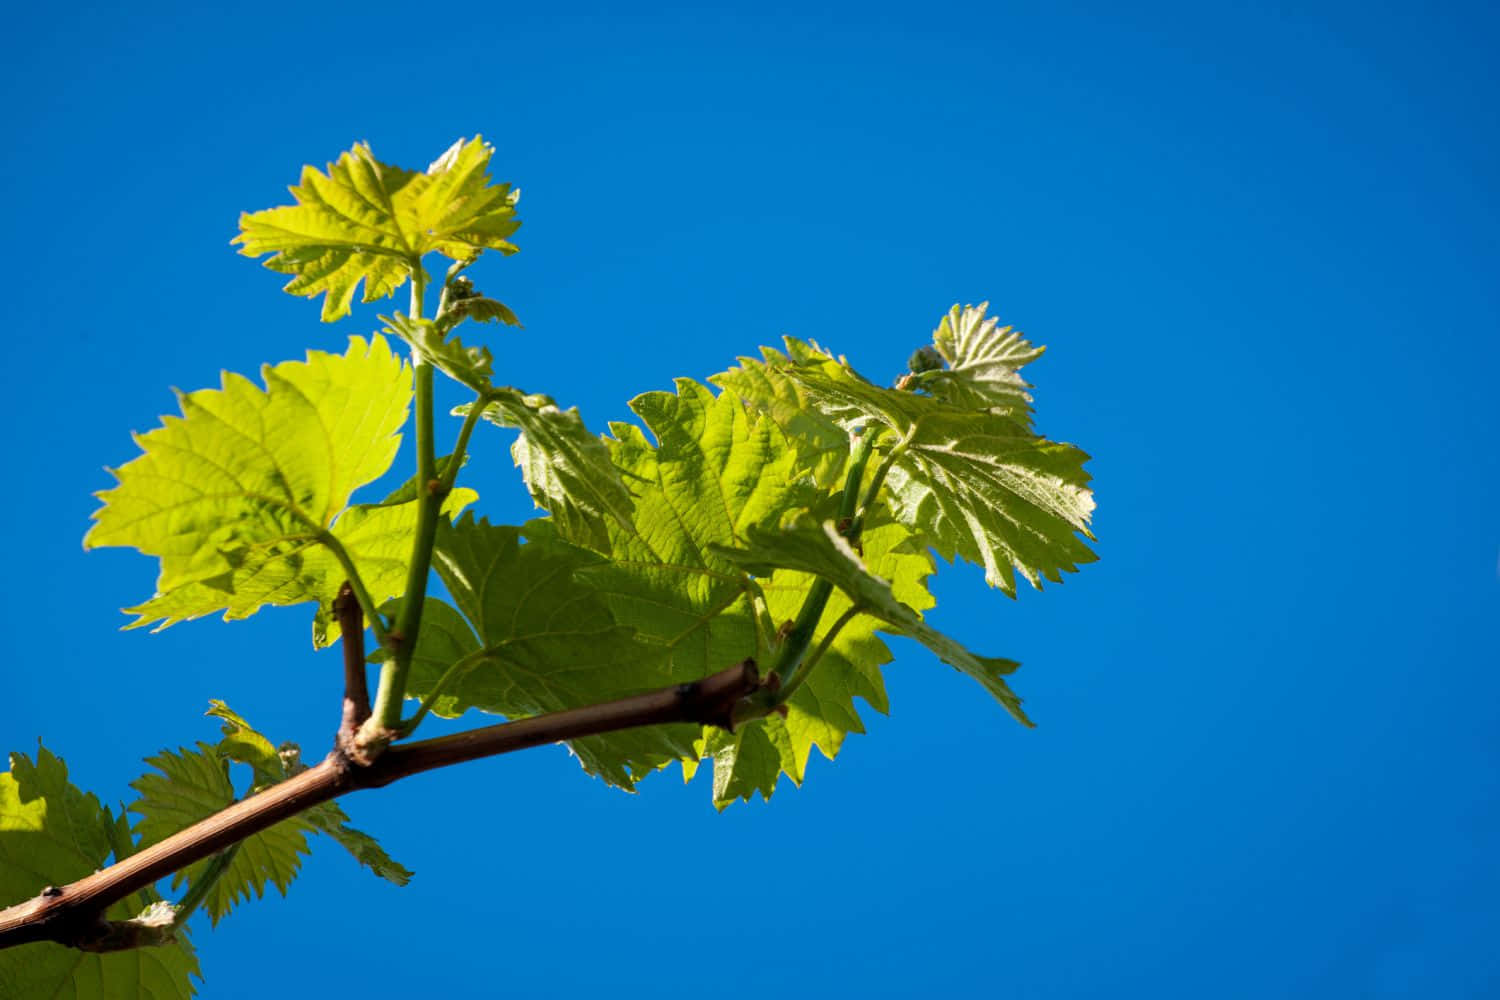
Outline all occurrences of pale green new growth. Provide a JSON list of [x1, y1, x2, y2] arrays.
[[235, 137, 520, 321], [85, 335, 413, 630], [723, 328, 1096, 593]]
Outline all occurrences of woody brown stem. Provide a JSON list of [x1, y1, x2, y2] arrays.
[[333, 582, 373, 763], [0, 659, 759, 954]]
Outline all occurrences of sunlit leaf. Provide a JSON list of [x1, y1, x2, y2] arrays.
[[85, 335, 412, 629], [0, 748, 200, 999], [428, 517, 688, 787], [715, 510, 1031, 724], [461, 388, 634, 553], [235, 137, 520, 320]]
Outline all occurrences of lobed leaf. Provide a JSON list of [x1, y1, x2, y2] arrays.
[[584, 381, 922, 805], [86, 335, 413, 630], [235, 137, 520, 321], [427, 517, 690, 787], [462, 388, 635, 553], [0, 748, 200, 999], [728, 339, 1095, 593], [207, 704, 411, 885], [130, 745, 315, 924], [917, 302, 1044, 418], [715, 510, 1031, 724]]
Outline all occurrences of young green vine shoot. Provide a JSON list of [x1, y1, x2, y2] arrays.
[[0, 136, 1095, 998]]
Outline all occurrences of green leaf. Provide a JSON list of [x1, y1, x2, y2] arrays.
[[235, 137, 521, 321], [0, 748, 200, 999], [917, 302, 1044, 418], [581, 380, 919, 806], [131, 745, 315, 924], [382, 312, 494, 394], [462, 388, 635, 553], [710, 337, 851, 487], [86, 335, 412, 630], [452, 295, 522, 327], [310, 481, 478, 648], [714, 510, 1032, 725], [749, 346, 1095, 593], [301, 803, 413, 887], [206, 704, 411, 886], [428, 517, 689, 787]]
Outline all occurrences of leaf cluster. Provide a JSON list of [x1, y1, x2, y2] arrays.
[[0, 138, 1097, 996]]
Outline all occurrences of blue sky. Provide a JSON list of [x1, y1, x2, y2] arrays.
[[2, 1, 1497, 996]]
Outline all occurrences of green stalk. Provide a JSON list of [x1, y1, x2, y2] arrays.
[[316, 531, 392, 648], [439, 392, 490, 494], [778, 605, 860, 704], [765, 430, 876, 697], [394, 646, 492, 737], [849, 425, 914, 537], [366, 263, 440, 740], [172, 844, 240, 926]]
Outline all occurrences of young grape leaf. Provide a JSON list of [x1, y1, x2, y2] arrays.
[[206, 703, 411, 885], [382, 312, 494, 393], [710, 337, 851, 486], [428, 517, 691, 787], [131, 744, 315, 923], [914, 302, 1044, 418], [0, 748, 200, 999], [580, 381, 924, 806], [460, 388, 635, 553], [235, 136, 521, 321], [451, 295, 522, 327], [728, 342, 1095, 593], [713, 510, 1031, 724], [85, 335, 412, 630]]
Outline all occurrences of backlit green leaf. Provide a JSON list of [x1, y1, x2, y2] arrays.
[[715, 510, 1031, 724], [206, 704, 411, 886], [580, 381, 923, 805], [917, 302, 1043, 418], [462, 388, 635, 553], [429, 517, 689, 787], [710, 337, 851, 486], [86, 335, 412, 630], [741, 344, 1095, 593], [0, 748, 200, 999], [131, 745, 315, 923], [235, 137, 520, 321]]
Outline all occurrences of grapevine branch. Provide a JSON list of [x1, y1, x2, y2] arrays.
[[0, 659, 760, 954]]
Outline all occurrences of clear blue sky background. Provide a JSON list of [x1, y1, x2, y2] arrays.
[[2, 2, 1496, 997]]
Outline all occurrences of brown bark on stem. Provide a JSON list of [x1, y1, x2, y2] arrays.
[[333, 582, 374, 763], [0, 659, 759, 953]]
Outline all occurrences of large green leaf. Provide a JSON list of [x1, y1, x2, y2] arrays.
[[0, 748, 200, 999], [714, 510, 1032, 724], [235, 137, 521, 320], [710, 337, 852, 486], [688, 509, 936, 806], [86, 335, 412, 630], [585, 381, 921, 806], [726, 341, 1095, 593], [462, 388, 635, 553], [131, 744, 315, 924], [427, 517, 689, 787]]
